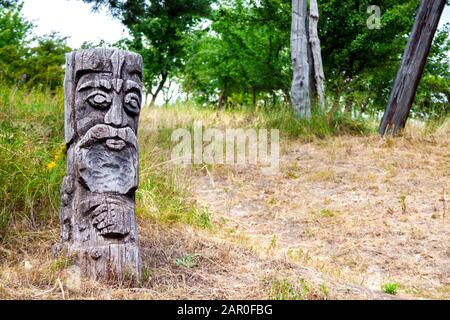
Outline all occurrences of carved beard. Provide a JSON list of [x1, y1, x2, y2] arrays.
[[76, 124, 138, 195]]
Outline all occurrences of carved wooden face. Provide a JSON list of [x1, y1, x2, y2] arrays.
[[72, 51, 142, 138], [75, 74, 141, 132], [62, 49, 143, 242], [67, 50, 142, 196]]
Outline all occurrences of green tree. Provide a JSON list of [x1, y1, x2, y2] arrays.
[[182, 0, 291, 108], [414, 24, 450, 118], [0, 1, 32, 84], [319, 0, 449, 118], [0, 2, 70, 89], [26, 33, 71, 89], [83, 0, 214, 106], [319, 0, 421, 113]]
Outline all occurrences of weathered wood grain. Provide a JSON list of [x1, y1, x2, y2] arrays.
[[55, 49, 143, 282], [291, 0, 311, 119], [308, 0, 326, 112]]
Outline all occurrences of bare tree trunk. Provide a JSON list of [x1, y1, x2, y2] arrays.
[[308, 0, 326, 113], [328, 95, 340, 118], [290, 0, 310, 119], [344, 95, 353, 114], [283, 89, 291, 107], [218, 92, 228, 109], [162, 79, 176, 106], [307, 13, 316, 104], [360, 95, 370, 116], [150, 72, 168, 107], [218, 80, 228, 109], [379, 0, 445, 136]]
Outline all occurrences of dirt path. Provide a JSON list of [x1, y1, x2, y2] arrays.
[[193, 135, 450, 299]]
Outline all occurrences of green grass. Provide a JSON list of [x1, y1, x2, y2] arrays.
[[158, 102, 374, 141], [175, 253, 199, 268], [268, 278, 302, 300], [0, 84, 212, 243], [256, 107, 373, 140], [318, 208, 340, 218], [0, 84, 65, 236], [0, 84, 427, 246], [382, 282, 401, 295], [268, 277, 318, 300], [136, 149, 213, 229]]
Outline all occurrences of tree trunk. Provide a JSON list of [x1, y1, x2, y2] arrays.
[[252, 87, 257, 109], [308, 0, 326, 113], [56, 49, 142, 282], [218, 91, 228, 109], [344, 95, 353, 114], [150, 72, 168, 107], [360, 95, 370, 116], [328, 95, 340, 117], [283, 89, 291, 107], [379, 0, 445, 136], [290, 0, 310, 119], [307, 13, 316, 104], [218, 80, 228, 109]]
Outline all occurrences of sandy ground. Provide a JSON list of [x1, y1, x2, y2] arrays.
[[193, 134, 450, 299]]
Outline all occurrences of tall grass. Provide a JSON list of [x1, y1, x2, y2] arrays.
[[0, 85, 65, 236], [0, 86, 424, 241], [152, 102, 374, 140], [0, 85, 211, 242], [256, 106, 373, 139]]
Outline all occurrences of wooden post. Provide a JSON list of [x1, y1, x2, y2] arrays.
[[55, 49, 143, 282], [291, 0, 311, 119], [308, 0, 326, 113], [379, 0, 446, 136]]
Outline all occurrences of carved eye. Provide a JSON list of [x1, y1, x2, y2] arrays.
[[124, 92, 141, 115], [86, 91, 112, 109]]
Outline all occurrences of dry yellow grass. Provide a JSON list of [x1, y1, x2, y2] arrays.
[[0, 107, 448, 300], [194, 130, 450, 299]]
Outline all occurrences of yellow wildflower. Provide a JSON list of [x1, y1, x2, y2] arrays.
[[47, 161, 57, 170]]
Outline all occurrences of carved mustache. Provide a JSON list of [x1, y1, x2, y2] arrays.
[[77, 124, 138, 151]]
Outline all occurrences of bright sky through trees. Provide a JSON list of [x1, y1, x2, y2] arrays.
[[22, 0, 450, 50], [22, 0, 128, 48]]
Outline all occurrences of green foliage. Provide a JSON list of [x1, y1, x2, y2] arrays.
[[320, 0, 449, 117], [83, 0, 214, 103], [415, 24, 450, 118], [175, 253, 199, 268], [269, 278, 301, 300], [320, 0, 418, 111], [257, 106, 372, 140], [1, 0, 449, 118], [0, 84, 65, 236], [183, 0, 291, 107], [25, 33, 70, 89], [268, 278, 316, 300], [181, 0, 448, 118], [382, 282, 400, 295], [0, 2, 32, 84], [0, 3, 70, 89], [48, 254, 73, 273]]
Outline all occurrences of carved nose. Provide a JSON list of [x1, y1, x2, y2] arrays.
[[105, 95, 127, 127]]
